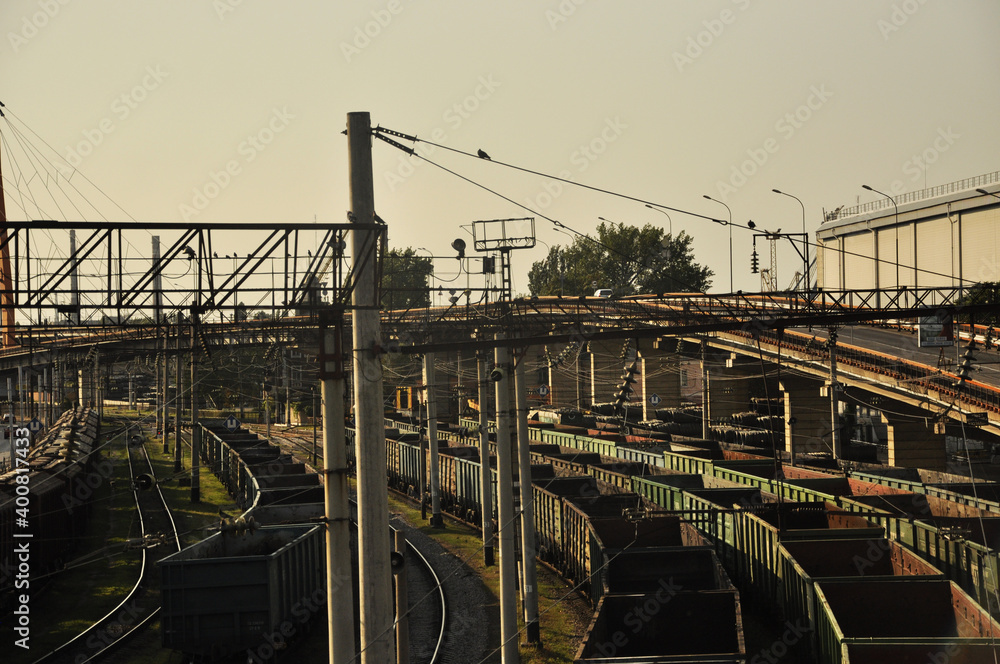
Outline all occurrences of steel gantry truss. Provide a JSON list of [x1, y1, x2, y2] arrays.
[[0, 219, 383, 341]]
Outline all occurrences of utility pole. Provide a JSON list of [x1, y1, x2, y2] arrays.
[[190, 310, 201, 502], [320, 316, 355, 663], [348, 111, 395, 664], [162, 326, 170, 454], [494, 336, 519, 664], [477, 354, 495, 566], [424, 352, 443, 527], [174, 312, 182, 474], [828, 328, 841, 459], [514, 352, 540, 643], [701, 341, 710, 440]]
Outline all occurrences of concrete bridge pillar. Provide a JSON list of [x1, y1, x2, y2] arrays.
[[637, 338, 681, 420], [779, 376, 833, 462], [706, 354, 756, 422], [879, 409, 947, 471]]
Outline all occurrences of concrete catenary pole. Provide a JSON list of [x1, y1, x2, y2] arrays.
[[320, 318, 355, 663], [174, 312, 183, 474], [829, 328, 841, 459], [701, 340, 710, 440], [514, 354, 540, 643], [162, 327, 170, 454], [348, 111, 395, 663], [477, 354, 494, 566], [190, 310, 201, 502], [424, 352, 443, 527], [494, 337, 519, 663]]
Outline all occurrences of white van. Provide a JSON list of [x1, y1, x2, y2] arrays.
[[593, 288, 613, 298]]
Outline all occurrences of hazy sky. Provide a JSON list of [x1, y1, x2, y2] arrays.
[[2, 0, 998, 297]]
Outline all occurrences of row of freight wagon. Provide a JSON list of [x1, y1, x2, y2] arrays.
[[372, 426, 749, 662], [378, 411, 1000, 663], [157, 422, 328, 660], [0, 408, 100, 613]]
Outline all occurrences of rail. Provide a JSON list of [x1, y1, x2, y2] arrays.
[[31, 426, 181, 664]]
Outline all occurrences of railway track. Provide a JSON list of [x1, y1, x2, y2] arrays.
[[31, 425, 180, 664], [254, 425, 468, 663]]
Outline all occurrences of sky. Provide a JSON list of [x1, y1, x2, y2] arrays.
[[1, 0, 998, 301]]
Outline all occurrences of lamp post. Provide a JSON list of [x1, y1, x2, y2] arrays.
[[703, 195, 733, 293], [862, 185, 899, 288], [772, 189, 808, 291], [644, 204, 673, 238]]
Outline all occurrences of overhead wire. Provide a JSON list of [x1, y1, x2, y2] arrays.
[[375, 126, 983, 290]]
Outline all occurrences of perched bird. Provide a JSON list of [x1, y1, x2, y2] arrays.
[[747, 220, 756, 229], [477, 149, 491, 160]]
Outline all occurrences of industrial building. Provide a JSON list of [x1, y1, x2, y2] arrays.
[[817, 172, 1000, 292]]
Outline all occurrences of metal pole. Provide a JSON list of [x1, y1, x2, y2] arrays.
[[190, 310, 201, 502], [394, 530, 409, 664], [514, 352, 540, 644], [477, 354, 495, 566], [312, 386, 318, 466], [321, 318, 355, 663], [348, 110, 395, 664], [424, 352, 443, 527], [494, 336, 519, 664]]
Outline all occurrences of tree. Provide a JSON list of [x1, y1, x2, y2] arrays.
[[381, 248, 433, 310], [527, 221, 713, 296]]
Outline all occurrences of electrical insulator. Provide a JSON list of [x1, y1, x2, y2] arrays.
[[613, 361, 639, 410], [750, 250, 760, 274], [957, 345, 977, 383]]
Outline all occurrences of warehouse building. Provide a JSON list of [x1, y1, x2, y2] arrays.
[[817, 172, 1000, 293]]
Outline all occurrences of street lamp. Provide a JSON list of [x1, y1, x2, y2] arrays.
[[703, 195, 733, 293], [772, 189, 808, 291], [644, 204, 673, 238], [862, 185, 899, 288]]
